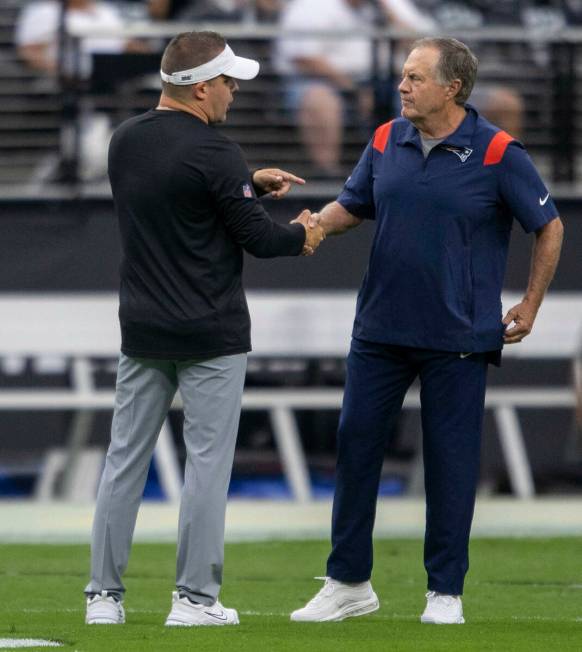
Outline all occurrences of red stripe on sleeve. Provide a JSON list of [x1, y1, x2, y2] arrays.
[[483, 130, 514, 166], [372, 121, 393, 154]]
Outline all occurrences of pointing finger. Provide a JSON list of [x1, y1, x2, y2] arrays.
[[280, 172, 306, 185]]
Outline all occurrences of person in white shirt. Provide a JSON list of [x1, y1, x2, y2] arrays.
[[15, 0, 140, 181], [15, 0, 128, 78], [276, 0, 434, 176]]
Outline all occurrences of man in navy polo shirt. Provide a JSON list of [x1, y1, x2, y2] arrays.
[[290, 37, 563, 625]]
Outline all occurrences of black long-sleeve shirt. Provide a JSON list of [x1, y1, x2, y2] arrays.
[[108, 109, 305, 359]]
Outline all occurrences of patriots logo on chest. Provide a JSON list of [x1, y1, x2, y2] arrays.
[[443, 146, 473, 163]]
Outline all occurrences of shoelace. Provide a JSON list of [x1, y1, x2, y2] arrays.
[[90, 591, 117, 604], [88, 592, 123, 617], [309, 576, 335, 603], [426, 591, 457, 606], [178, 594, 226, 612]]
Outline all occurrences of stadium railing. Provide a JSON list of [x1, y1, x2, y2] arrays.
[[2, 19, 580, 186], [0, 291, 579, 503], [54, 22, 581, 186]]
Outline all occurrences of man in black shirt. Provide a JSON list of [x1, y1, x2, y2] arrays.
[[84, 30, 323, 627]]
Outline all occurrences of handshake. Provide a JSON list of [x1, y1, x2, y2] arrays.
[[291, 210, 325, 256]]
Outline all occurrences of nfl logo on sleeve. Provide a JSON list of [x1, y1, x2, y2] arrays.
[[242, 183, 253, 198]]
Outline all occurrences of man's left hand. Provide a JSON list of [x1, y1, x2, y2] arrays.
[[253, 168, 305, 199], [502, 300, 539, 344]]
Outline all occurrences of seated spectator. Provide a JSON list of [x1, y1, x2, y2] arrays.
[[15, 0, 143, 181], [16, 0, 130, 78], [414, 0, 567, 139], [275, 0, 434, 178]]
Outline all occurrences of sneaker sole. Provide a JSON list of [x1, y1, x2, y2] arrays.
[[291, 594, 380, 623], [86, 619, 124, 625], [165, 619, 239, 627], [420, 615, 465, 624]]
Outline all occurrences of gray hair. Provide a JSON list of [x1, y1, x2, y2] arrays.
[[411, 37, 478, 105]]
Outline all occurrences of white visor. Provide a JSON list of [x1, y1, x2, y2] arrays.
[[160, 44, 259, 85]]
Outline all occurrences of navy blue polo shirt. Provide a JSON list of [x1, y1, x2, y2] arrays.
[[337, 105, 559, 354]]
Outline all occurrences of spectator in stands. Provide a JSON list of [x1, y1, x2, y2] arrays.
[[84, 30, 324, 628], [290, 37, 563, 625], [15, 0, 147, 181], [414, 0, 568, 139], [275, 0, 435, 177], [15, 0, 130, 78]]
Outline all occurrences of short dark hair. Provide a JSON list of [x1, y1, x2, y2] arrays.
[[161, 31, 226, 96], [412, 37, 478, 105]]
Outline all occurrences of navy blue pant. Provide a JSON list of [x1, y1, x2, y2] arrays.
[[327, 338, 488, 595]]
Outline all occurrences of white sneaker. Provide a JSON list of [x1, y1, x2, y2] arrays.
[[165, 592, 239, 626], [85, 591, 125, 625], [290, 577, 379, 622], [420, 591, 465, 624]]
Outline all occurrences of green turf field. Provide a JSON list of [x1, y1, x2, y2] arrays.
[[0, 538, 580, 651]]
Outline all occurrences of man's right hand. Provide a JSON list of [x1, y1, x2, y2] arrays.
[[291, 209, 325, 256]]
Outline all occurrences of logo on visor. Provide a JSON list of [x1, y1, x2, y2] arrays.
[[443, 146, 473, 163], [242, 184, 253, 198], [180, 74, 193, 81]]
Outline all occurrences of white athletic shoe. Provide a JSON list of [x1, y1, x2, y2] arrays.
[[290, 577, 379, 622], [85, 591, 125, 625], [420, 591, 465, 624], [164, 592, 240, 626]]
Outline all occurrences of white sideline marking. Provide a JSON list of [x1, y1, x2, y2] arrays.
[[0, 640, 62, 648], [21, 609, 79, 614], [512, 615, 582, 623]]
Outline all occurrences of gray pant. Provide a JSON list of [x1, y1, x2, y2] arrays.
[[85, 352, 247, 605]]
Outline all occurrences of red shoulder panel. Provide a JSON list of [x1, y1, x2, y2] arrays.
[[373, 121, 393, 154], [483, 130, 514, 166]]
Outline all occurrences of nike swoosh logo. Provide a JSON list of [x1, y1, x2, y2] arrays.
[[539, 193, 550, 206], [460, 352, 472, 359], [204, 611, 228, 621]]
